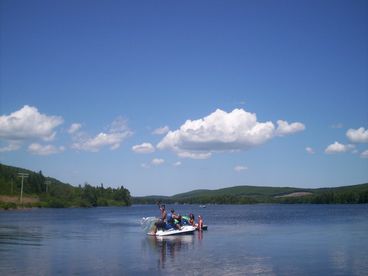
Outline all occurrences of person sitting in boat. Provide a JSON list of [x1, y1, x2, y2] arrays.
[[166, 209, 174, 229], [188, 213, 195, 226], [153, 204, 167, 234], [179, 214, 191, 225], [168, 209, 182, 230]]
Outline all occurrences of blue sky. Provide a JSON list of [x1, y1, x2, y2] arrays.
[[1, 0, 367, 196]]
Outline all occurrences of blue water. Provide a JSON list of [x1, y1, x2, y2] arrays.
[[0, 204, 367, 275]]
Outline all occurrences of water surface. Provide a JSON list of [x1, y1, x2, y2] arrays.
[[0, 204, 367, 275]]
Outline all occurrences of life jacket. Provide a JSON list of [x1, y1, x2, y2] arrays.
[[167, 213, 174, 224], [182, 215, 190, 225]]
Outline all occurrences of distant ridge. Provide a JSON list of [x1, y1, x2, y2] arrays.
[[133, 183, 368, 204]]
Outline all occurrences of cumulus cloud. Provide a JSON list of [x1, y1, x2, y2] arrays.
[[71, 117, 132, 152], [109, 116, 129, 133], [275, 120, 305, 136], [305, 147, 315, 154], [173, 161, 182, 166], [72, 133, 127, 151], [68, 123, 82, 134], [325, 141, 355, 154], [72, 132, 128, 152], [175, 151, 212, 159], [151, 158, 164, 166], [132, 142, 155, 154], [0, 141, 21, 152], [346, 127, 368, 143], [234, 165, 248, 172], [360, 149, 368, 159], [157, 108, 305, 159], [0, 105, 63, 141], [152, 126, 170, 135], [28, 143, 65, 156]]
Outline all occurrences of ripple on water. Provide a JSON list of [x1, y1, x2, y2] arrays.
[[0, 225, 43, 247]]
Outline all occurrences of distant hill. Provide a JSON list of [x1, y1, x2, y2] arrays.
[[172, 186, 306, 199], [0, 163, 131, 209], [133, 183, 368, 204], [2, 163, 367, 207]]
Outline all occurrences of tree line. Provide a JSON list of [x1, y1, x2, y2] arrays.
[[133, 188, 368, 205], [0, 163, 131, 209], [39, 183, 132, 208]]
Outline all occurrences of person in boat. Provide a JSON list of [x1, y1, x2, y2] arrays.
[[168, 209, 182, 230], [188, 213, 195, 226], [179, 214, 191, 225], [197, 215, 203, 231], [153, 204, 167, 234]]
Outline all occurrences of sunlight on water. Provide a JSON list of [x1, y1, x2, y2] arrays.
[[0, 205, 367, 275]]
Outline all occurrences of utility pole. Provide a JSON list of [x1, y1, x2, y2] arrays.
[[45, 180, 51, 193], [11, 178, 13, 195], [17, 172, 29, 205]]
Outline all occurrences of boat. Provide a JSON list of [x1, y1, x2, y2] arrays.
[[199, 205, 206, 208], [147, 225, 196, 236]]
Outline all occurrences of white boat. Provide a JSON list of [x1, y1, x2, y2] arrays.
[[147, 225, 196, 236]]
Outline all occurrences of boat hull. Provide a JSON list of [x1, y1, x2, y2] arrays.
[[148, 225, 196, 236]]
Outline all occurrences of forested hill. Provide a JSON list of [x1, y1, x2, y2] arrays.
[[133, 183, 368, 204], [2, 163, 367, 208], [0, 163, 131, 209]]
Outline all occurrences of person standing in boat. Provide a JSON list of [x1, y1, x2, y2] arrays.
[[197, 215, 203, 231], [153, 203, 167, 234]]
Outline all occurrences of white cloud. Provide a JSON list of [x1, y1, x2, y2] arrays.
[[325, 141, 355, 154], [0, 105, 63, 141], [176, 151, 212, 159], [173, 161, 182, 166], [157, 108, 305, 159], [360, 149, 368, 158], [275, 120, 305, 136], [152, 126, 170, 135], [0, 141, 21, 152], [72, 132, 128, 152], [68, 123, 82, 134], [28, 143, 65, 156], [234, 165, 248, 172], [305, 147, 315, 154], [151, 158, 164, 166], [109, 116, 129, 133], [346, 127, 368, 143], [141, 163, 150, 169], [71, 117, 132, 152], [132, 142, 155, 154]]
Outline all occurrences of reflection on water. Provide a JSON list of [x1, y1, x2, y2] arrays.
[[143, 234, 200, 270], [0, 205, 367, 275], [0, 225, 43, 247]]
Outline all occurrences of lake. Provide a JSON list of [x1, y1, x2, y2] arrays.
[[0, 204, 367, 275]]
